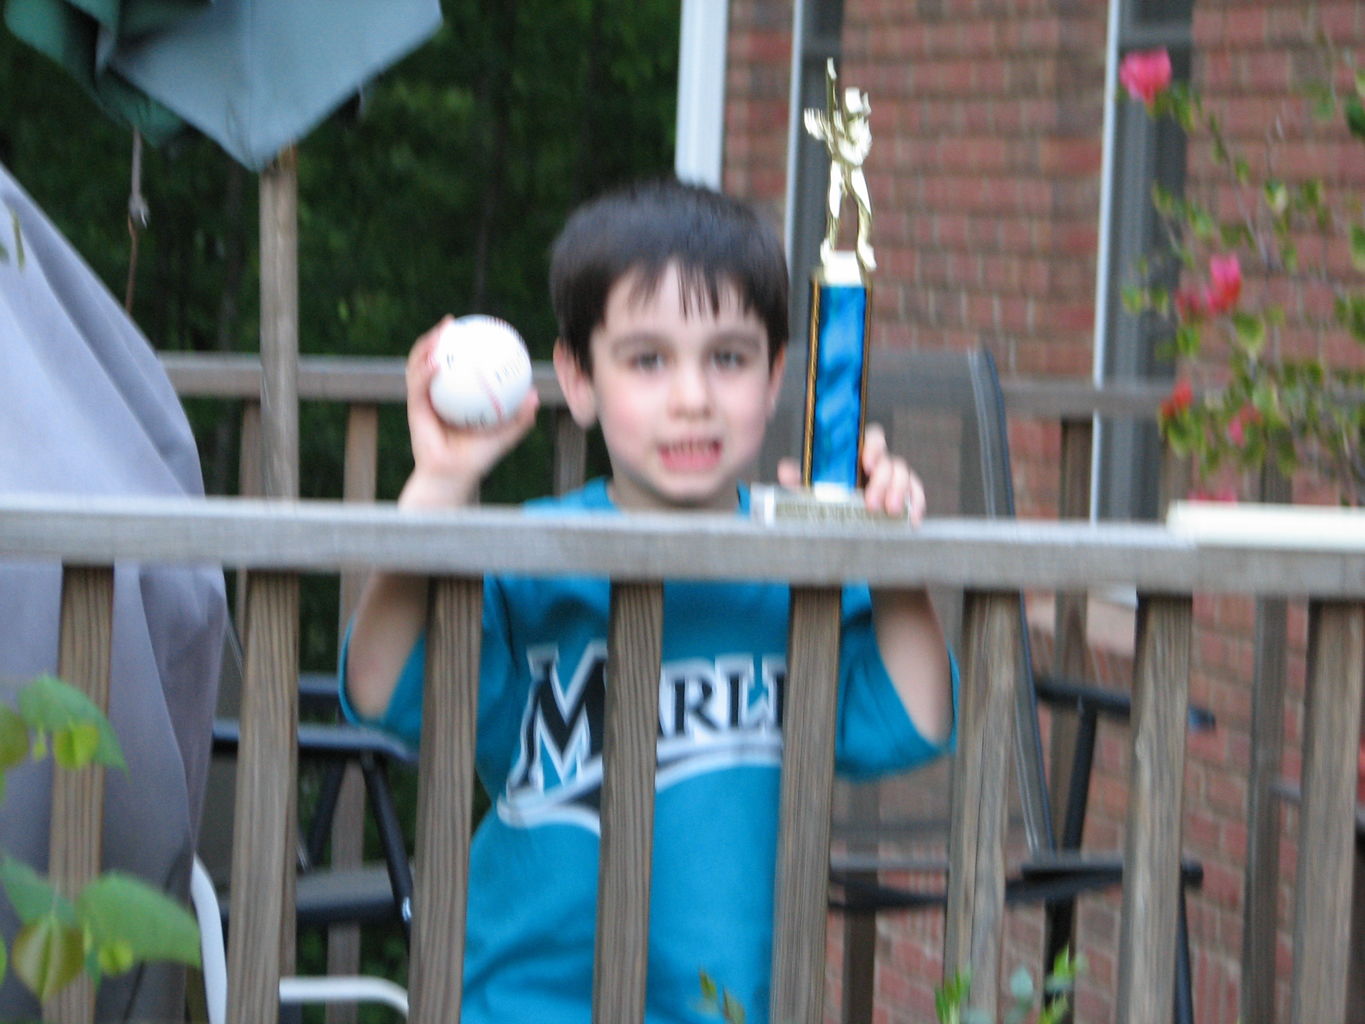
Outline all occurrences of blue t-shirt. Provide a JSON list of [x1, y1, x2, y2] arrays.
[[341, 479, 955, 1023]]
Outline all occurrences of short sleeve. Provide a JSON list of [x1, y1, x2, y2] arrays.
[[833, 584, 959, 779]]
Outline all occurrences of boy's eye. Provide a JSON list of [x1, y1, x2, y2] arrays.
[[712, 349, 750, 370], [628, 351, 664, 371]]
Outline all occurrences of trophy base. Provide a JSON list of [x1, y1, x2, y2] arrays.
[[750, 484, 901, 526]]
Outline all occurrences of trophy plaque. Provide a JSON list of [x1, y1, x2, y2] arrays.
[[754, 60, 893, 526]]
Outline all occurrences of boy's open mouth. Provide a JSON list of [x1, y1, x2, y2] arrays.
[[659, 439, 722, 471]]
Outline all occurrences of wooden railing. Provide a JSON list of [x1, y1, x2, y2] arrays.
[[5, 493, 1363, 1024], [18, 352, 1343, 1023]]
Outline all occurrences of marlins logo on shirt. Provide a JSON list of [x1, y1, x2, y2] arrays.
[[497, 641, 786, 831]]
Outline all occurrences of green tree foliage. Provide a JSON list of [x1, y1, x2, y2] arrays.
[[1, 0, 680, 668]]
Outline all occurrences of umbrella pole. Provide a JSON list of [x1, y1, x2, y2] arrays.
[[259, 147, 300, 500]]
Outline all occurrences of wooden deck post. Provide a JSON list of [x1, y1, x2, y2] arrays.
[[771, 587, 844, 1024], [226, 571, 300, 1024], [593, 583, 665, 1022], [408, 577, 483, 1024], [945, 590, 1020, 1020], [1290, 601, 1365, 1024], [1116, 594, 1192, 1024], [1241, 464, 1291, 1024], [48, 565, 115, 1024]]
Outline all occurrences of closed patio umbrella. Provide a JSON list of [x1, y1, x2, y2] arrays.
[[4, 0, 441, 170]]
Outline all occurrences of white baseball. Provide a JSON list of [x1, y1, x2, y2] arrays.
[[428, 315, 533, 429]]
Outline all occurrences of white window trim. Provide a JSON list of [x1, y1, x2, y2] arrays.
[[675, 0, 730, 189]]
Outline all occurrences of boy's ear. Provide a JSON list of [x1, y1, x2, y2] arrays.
[[765, 346, 787, 418], [553, 340, 598, 429]]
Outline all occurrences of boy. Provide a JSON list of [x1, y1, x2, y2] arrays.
[[343, 178, 955, 1023]]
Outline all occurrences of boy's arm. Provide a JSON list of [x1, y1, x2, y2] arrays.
[[775, 424, 954, 746], [869, 588, 953, 745], [859, 425, 954, 745], [344, 319, 538, 720]]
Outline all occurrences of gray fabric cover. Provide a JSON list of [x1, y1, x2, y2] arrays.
[[0, 162, 227, 1021]]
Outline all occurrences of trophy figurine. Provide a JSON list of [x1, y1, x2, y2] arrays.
[[755, 60, 888, 524]]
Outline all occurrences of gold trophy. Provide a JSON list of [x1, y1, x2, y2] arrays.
[[754, 60, 888, 524]]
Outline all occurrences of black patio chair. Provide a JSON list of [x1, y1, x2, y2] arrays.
[[198, 630, 416, 947], [758, 347, 1210, 1024]]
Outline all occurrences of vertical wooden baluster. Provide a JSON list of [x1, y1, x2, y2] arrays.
[[1290, 601, 1365, 1024], [408, 577, 482, 1024], [771, 586, 843, 1024], [226, 571, 300, 1024], [593, 582, 664, 1023], [259, 147, 299, 503], [944, 590, 1019, 1021], [48, 565, 115, 1024], [839, 780, 879, 1024], [235, 401, 262, 631], [1116, 594, 1192, 1024], [327, 402, 380, 1024], [1241, 464, 1290, 1024]]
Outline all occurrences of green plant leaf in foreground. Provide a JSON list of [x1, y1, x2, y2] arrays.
[[0, 704, 27, 769], [12, 912, 84, 1002], [16, 675, 124, 771], [0, 856, 75, 926], [76, 873, 202, 970]]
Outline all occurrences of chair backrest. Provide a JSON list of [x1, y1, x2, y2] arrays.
[[759, 346, 1055, 863]]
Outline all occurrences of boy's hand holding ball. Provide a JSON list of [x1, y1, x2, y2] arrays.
[[429, 315, 533, 428], [403, 315, 538, 509]]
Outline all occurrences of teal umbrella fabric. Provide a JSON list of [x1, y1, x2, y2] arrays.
[[4, 0, 441, 169]]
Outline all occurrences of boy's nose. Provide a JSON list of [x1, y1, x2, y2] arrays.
[[668, 364, 712, 414]]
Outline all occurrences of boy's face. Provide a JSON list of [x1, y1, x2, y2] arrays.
[[555, 264, 785, 512]]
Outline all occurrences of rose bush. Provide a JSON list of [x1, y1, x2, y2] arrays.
[[1119, 38, 1365, 505]]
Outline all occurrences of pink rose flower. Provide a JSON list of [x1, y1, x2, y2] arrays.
[[1160, 377, 1194, 419], [1226, 402, 1260, 447], [1174, 287, 1206, 320], [1119, 49, 1173, 105], [1205, 254, 1242, 314]]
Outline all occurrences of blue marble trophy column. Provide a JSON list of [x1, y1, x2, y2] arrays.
[[802, 252, 871, 495]]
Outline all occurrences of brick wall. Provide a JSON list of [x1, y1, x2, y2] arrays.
[[723, 1, 1363, 1022]]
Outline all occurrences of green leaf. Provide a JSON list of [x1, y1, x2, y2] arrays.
[[0, 930, 6, 987], [1346, 96, 1365, 140], [1336, 294, 1365, 343], [1350, 225, 1365, 273], [699, 972, 719, 1004], [12, 913, 85, 1002], [95, 939, 135, 977], [1264, 180, 1289, 217], [1232, 312, 1267, 356], [76, 873, 202, 969], [52, 722, 101, 771], [720, 990, 746, 1024], [17, 676, 124, 771], [0, 856, 74, 926], [1174, 321, 1203, 359], [0, 704, 28, 770]]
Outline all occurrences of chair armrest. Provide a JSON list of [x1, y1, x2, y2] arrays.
[[1034, 672, 1216, 732], [299, 671, 344, 716], [211, 718, 417, 767]]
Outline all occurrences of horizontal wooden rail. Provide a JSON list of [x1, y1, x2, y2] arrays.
[[2, 493, 1364, 595], [159, 352, 1172, 422]]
